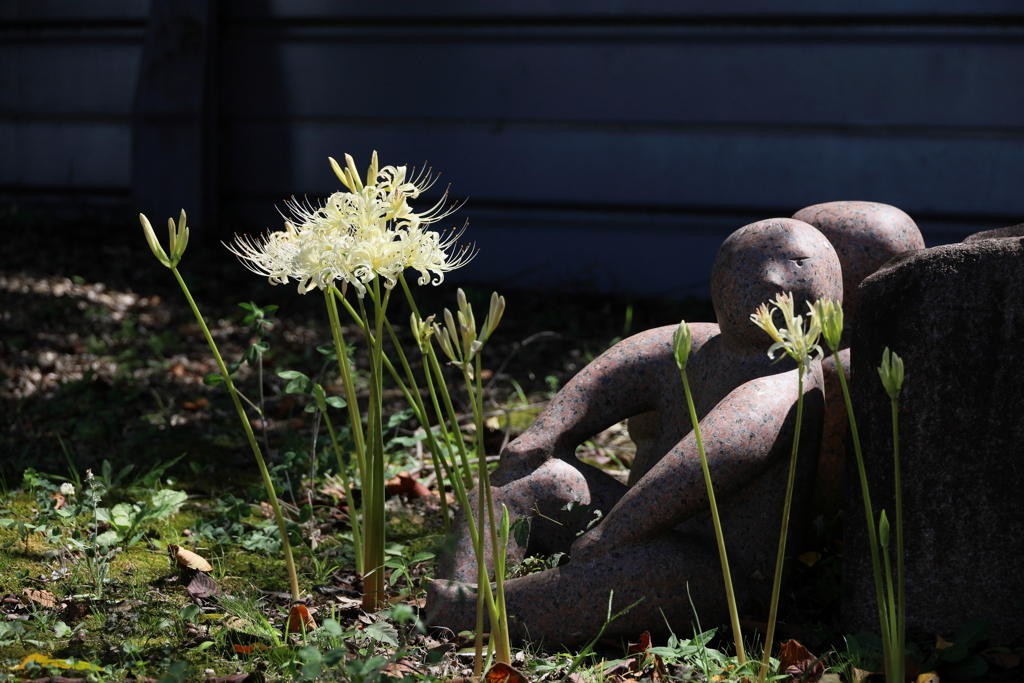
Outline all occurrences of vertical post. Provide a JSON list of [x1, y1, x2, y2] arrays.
[[132, 0, 217, 236]]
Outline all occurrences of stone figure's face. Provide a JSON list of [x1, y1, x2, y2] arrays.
[[711, 218, 843, 347]]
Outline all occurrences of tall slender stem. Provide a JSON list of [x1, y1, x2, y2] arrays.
[[760, 367, 805, 683], [681, 367, 745, 664], [318, 388, 364, 576], [325, 288, 367, 487], [171, 267, 299, 600], [892, 395, 905, 683], [831, 351, 893, 673], [383, 317, 451, 529]]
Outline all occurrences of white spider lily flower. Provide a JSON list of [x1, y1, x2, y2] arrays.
[[230, 153, 474, 296], [750, 292, 824, 372]]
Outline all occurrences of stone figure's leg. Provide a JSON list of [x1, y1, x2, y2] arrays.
[[432, 457, 628, 583], [429, 531, 732, 647]]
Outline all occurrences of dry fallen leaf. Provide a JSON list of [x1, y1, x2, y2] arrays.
[[168, 544, 213, 572], [186, 570, 222, 598], [286, 603, 317, 633], [915, 674, 940, 683], [385, 471, 433, 500], [778, 639, 824, 682], [50, 491, 66, 510], [484, 661, 529, 683], [383, 658, 421, 679], [22, 588, 57, 608], [798, 551, 822, 567]]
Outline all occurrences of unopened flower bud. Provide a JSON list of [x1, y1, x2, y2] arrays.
[[673, 321, 692, 371], [878, 347, 904, 399]]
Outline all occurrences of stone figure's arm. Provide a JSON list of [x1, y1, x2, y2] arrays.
[[499, 326, 679, 472], [570, 370, 820, 559]]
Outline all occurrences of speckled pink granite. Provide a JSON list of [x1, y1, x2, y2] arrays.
[[428, 218, 842, 645], [792, 201, 924, 513]]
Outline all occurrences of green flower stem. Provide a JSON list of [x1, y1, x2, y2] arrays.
[[830, 350, 893, 678], [760, 367, 805, 683], [171, 267, 299, 601], [360, 281, 391, 611], [424, 344, 475, 488], [881, 512, 898, 680], [421, 345, 473, 499], [325, 288, 367, 492], [316, 387, 364, 577], [680, 366, 745, 664], [465, 354, 511, 665], [892, 395, 905, 683], [422, 340, 498, 674], [382, 317, 452, 529]]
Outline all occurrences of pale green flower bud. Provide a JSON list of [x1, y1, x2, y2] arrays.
[[878, 347, 904, 399], [141, 213, 171, 267], [344, 153, 364, 191], [141, 210, 188, 268], [328, 156, 355, 192], [878, 509, 890, 547], [672, 321, 692, 371], [434, 319, 458, 362], [443, 309, 461, 360], [811, 298, 844, 352], [367, 150, 379, 186], [482, 291, 506, 342]]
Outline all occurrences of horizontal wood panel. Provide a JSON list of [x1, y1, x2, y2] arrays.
[[222, 121, 1024, 219], [0, 122, 131, 188], [0, 42, 143, 115], [224, 1, 1024, 20], [221, 28, 1024, 130], [0, 0, 150, 22]]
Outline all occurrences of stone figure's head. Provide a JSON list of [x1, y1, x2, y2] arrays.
[[711, 218, 842, 348], [793, 201, 924, 341]]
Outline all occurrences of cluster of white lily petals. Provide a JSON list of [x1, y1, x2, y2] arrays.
[[228, 152, 474, 296]]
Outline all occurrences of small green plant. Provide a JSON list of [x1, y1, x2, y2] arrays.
[[672, 320, 745, 665], [141, 208, 301, 601]]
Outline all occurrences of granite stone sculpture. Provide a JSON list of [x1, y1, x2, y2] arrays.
[[791, 202, 924, 512], [844, 235, 1024, 641], [428, 218, 842, 645]]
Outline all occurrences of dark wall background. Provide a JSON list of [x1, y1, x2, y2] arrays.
[[3, 0, 1024, 297]]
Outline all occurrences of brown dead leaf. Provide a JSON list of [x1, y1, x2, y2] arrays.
[[186, 570, 222, 598], [627, 630, 652, 654], [183, 397, 209, 410], [260, 501, 274, 518], [170, 362, 186, 377], [383, 658, 421, 679], [778, 639, 824, 682], [50, 491, 66, 509], [819, 675, 842, 683], [169, 544, 213, 572], [385, 471, 432, 500], [484, 662, 529, 683], [286, 603, 317, 633], [22, 588, 57, 608], [915, 674, 940, 683]]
